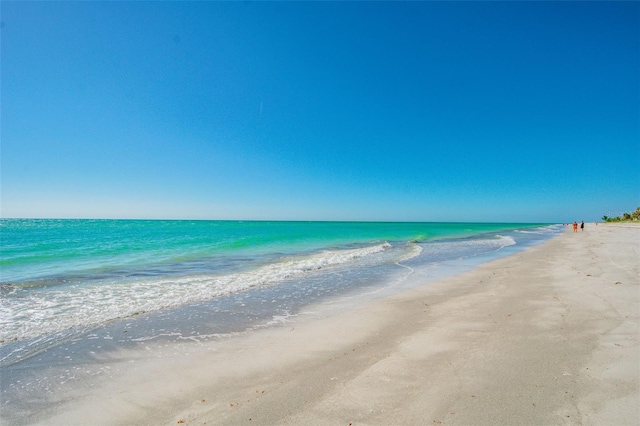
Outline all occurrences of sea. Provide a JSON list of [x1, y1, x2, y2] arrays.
[[0, 219, 562, 421]]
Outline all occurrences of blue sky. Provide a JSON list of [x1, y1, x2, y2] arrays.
[[2, 1, 638, 222]]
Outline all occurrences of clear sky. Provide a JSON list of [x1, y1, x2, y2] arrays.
[[2, 1, 638, 223]]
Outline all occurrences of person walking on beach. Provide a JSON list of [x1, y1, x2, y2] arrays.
[[580, 221, 584, 231], [573, 222, 578, 232]]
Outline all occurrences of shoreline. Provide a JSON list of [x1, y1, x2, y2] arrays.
[[10, 223, 640, 425]]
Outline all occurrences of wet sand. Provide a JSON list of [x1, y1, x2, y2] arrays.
[[36, 224, 640, 425]]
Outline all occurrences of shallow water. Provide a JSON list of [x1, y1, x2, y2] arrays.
[[0, 220, 562, 424]]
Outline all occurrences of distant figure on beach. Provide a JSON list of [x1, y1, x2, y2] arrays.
[[580, 221, 584, 231], [573, 222, 578, 232]]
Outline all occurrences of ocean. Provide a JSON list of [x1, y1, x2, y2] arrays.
[[0, 219, 561, 420]]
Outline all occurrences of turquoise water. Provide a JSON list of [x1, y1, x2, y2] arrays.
[[1, 219, 539, 283], [1, 219, 563, 421], [0, 219, 560, 364]]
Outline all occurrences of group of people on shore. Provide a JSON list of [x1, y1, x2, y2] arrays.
[[571, 221, 584, 232]]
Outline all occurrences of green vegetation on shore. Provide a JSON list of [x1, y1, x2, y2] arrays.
[[602, 207, 640, 222]]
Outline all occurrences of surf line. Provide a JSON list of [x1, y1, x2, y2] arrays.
[[395, 261, 415, 274]]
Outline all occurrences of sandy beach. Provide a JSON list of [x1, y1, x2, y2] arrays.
[[35, 224, 639, 425]]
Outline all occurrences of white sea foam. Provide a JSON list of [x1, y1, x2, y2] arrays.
[[0, 242, 391, 344], [418, 235, 516, 261], [515, 225, 562, 235], [496, 235, 517, 247], [396, 242, 424, 263]]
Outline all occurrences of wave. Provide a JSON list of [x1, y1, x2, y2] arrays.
[[0, 242, 391, 345], [495, 235, 517, 247], [396, 242, 424, 263], [515, 225, 563, 235], [417, 234, 516, 263]]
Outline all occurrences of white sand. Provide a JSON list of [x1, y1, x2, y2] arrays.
[[39, 224, 640, 425]]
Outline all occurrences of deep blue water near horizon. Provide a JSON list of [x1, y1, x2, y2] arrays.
[[0, 219, 562, 422]]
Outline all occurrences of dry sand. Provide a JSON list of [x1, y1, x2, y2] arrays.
[[40, 224, 639, 425]]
